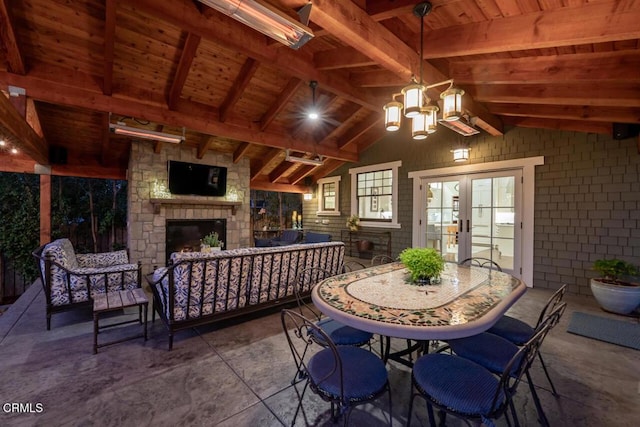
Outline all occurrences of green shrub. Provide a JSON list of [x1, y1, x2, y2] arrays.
[[399, 248, 445, 283]]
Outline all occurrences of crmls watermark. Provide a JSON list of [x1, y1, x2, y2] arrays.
[[2, 403, 44, 413]]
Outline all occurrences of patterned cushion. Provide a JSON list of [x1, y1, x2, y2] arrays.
[[153, 243, 345, 322], [487, 315, 534, 345], [41, 239, 139, 307], [76, 250, 129, 268]]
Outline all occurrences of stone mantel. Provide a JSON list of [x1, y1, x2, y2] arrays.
[[149, 198, 242, 215]]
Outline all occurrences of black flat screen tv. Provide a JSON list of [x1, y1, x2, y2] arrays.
[[168, 161, 227, 197]]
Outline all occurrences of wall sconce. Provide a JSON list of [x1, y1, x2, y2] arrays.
[[303, 191, 313, 200], [452, 148, 470, 162], [150, 179, 171, 199], [226, 187, 239, 201]]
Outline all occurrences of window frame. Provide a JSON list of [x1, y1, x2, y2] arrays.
[[349, 161, 401, 229], [316, 176, 341, 216]]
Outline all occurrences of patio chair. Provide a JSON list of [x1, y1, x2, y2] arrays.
[[281, 309, 392, 427], [445, 302, 567, 427], [459, 257, 502, 271], [487, 283, 567, 395], [293, 267, 373, 347], [341, 260, 366, 273], [370, 254, 395, 266], [407, 307, 560, 427]]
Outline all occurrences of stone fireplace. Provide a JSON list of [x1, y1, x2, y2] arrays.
[[127, 142, 250, 274]]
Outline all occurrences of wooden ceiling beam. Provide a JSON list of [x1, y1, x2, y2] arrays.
[[0, 69, 359, 162], [168, 32, 201, 110], [309, 0, 421, 82], [0, 157, 126, 179], [269, 161, 296, 183], [103, 0, 116, 95], [249, 179, 306, 193], [129, 0, 381, 111], [233, 141, 252, 163], [197, 135, 216, 159], [319, 106, 367, 145], [26, 98, 44, 138], [260, 78, 303, 131], [0, 0, 26, 74], [503, 117, 612, 135], [251, 148, 282, 180], [422, 1, 640, 58], [219, 57, 259, 122], [488, 103, 640, 124], [0, 92, 47, 164], [468, 83, 640, 108], [451, 51, 640, 85], [315, 47, 377, 70], [287, 165, 316, 185], [350, 69, 405, 88], [337, 113, 382, 149]]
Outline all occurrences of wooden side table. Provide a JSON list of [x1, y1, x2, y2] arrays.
[[93, 288, 148, 354]]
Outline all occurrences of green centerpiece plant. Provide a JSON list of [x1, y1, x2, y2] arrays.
[[399, 247, 445, 285], [200, 231, 224, 251]]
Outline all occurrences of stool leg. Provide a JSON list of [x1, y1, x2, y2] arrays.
[[143, 303, 148, 341], [93, 313, 99, 354]]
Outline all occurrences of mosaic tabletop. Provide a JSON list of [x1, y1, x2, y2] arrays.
[[312, 262, 526, 340]]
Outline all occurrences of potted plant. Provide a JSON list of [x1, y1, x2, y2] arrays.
[[200, 231, 224, 252], [590, 258, 640, 315], [399, 248, 445, 285]]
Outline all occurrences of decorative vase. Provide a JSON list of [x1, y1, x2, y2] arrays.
[[201, 244, 211, 253]]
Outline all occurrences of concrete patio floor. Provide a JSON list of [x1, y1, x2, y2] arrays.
[[0, 281, 638, 426]]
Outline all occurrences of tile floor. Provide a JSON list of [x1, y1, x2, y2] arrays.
[[0, 281, 638, 426]]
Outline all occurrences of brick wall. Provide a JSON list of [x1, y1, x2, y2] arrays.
[[127, 142, 251, 275], [303, 125, 640, 295]]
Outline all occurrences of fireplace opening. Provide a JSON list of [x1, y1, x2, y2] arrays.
[[166, 219, 227, 264]]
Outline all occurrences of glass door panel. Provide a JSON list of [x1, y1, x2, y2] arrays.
[[425, 180, 460, 262]]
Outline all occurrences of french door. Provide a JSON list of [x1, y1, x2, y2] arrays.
[[420, 170, 522, 276]]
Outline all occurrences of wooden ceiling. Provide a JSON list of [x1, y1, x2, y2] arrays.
[[0, 0, 638, 191]]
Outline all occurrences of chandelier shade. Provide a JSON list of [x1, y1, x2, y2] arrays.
[[411, 110, 430, 140], [441, 87, 465, 121], [383, 101, 403, 131], [401, 82, 425, 118]]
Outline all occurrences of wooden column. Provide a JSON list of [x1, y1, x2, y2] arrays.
[[40, 174, 51, 244]]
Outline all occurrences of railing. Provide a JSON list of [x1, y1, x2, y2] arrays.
[[0, 254, 32, 304]]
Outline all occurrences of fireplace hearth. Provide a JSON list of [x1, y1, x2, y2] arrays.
[[166, 219, 226, 264]]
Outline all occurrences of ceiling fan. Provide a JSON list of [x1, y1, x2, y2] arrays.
[[287, 80, 342, 131]]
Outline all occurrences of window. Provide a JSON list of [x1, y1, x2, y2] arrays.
[[316, 176, 341, 216], [349, 161, 401, 229]]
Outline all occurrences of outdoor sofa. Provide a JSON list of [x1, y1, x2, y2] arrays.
[[32, 238, 142, 330], [147, 241, 345, 349]]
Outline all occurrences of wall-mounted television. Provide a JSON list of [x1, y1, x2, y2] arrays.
[[168, 161, 227, 197]]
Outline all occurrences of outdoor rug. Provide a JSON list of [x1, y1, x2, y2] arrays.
[[567, 312, 640, 350]]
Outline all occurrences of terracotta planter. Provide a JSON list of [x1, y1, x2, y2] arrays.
[[590, 278, 640, 315]]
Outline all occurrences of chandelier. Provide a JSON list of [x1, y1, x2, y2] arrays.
[[383, 2, 464, 140]]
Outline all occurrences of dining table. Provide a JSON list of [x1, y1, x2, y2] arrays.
[[311, 261, 527, 365]]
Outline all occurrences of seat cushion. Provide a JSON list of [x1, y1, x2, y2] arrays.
[[413, 353, 504, 416], [304, 232, 331, 244], [447, 333, 521, 376], [316, 317, 373, 346], [307, 346, 388, 401], [488, 315, 534, 345]]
